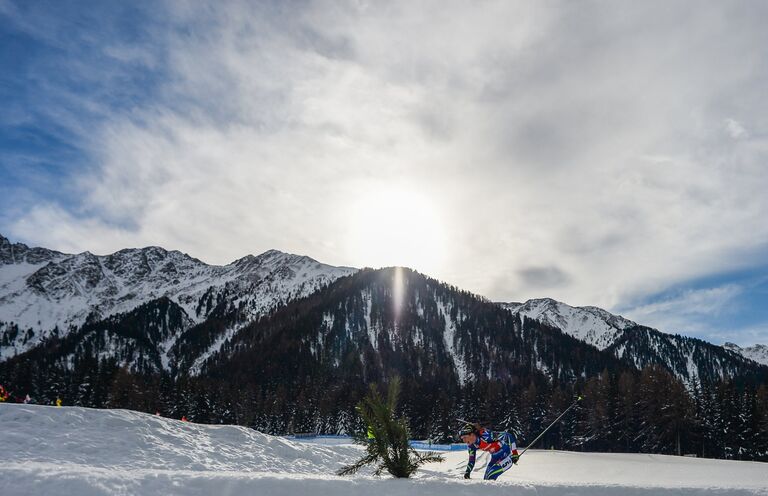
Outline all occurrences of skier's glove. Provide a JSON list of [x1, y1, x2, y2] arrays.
[[511, 454, 520, 465], [464, 472, 471, 479]]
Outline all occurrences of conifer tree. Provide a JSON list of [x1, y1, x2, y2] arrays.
[[755, 385, 768, 461], [337, 377, 443, 478]]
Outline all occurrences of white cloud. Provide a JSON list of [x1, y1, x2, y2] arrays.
[[6, 0, 768, 325], [725, 118, 748, 139]]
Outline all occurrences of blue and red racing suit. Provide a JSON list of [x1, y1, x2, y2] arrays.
[[465, 429, 519, 480]]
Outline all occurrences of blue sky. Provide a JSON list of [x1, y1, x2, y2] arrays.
[[616, 267, 768, 346], [1, 0, 167, 222], [1, 0, 768, 346]]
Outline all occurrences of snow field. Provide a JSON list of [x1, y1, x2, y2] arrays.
[[1, 404, 766, 496]]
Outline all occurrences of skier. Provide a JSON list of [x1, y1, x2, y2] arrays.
[[459, 423, 519, 480], [0, 384, 8, 402]]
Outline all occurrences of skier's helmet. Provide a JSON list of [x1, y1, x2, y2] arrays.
[[458, 424, 476, 438]]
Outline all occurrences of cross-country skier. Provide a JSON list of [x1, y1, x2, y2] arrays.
[[459, 423, 519, 480]]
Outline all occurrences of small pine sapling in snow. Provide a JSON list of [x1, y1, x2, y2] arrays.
[[337, 377, 444, 478]]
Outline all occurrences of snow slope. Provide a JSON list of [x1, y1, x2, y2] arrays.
[[1, 404, 765, 496]]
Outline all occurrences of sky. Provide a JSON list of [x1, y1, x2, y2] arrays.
[[1, 0, 767, 346]]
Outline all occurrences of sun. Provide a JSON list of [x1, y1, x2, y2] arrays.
[[345, 186, 447, 275]]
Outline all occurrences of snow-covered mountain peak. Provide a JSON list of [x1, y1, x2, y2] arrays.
[[723, 342, 768, 366], [0, 234, 65, 265], [0, 235, 357, 363], [504, 301, 524, 312], [260, 248, 289, 258], [520, 297, 558, 307], [578, 305, 638, 330], [226, 249, 354, 282], [502, 297, 638, 350], [238, 249, 305, 266], [497, 297, 767, 384]]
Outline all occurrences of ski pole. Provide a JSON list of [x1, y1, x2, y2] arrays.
[[518, 395, 583, 458]]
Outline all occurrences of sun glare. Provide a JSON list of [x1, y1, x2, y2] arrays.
[[393, 266, 405, 321], [345, 187, 447, 275]]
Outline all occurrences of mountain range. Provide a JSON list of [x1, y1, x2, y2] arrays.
[[1, 233, 766, 385], [0, 234, 354, 366], [503, 298, 768, 381]]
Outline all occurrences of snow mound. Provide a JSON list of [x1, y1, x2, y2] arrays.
[[0, 403, 359, 475], [1, 404, 766, 496]]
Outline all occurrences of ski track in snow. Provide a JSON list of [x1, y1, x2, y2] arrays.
[[1, 404, 766, 496]]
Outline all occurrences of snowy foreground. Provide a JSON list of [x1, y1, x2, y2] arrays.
[[1, 404, 766, 496]]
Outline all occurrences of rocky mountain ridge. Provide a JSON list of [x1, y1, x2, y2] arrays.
[[0, 234, 356, 363], [502, 297, 768, 379]]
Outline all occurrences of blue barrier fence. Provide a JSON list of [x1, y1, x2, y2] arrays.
[[285, 434, 466, 451], [410, 441, 467, 451]]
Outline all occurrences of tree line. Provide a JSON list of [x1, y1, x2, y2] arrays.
[[2, 355, 766, 462]]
